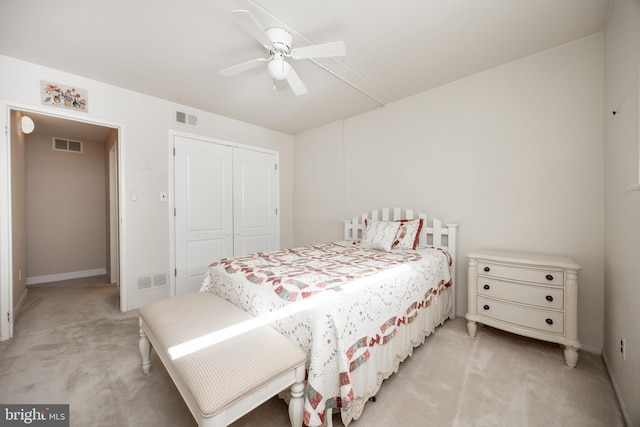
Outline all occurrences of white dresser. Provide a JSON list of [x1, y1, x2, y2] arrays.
[[465, 249, 582, 367]]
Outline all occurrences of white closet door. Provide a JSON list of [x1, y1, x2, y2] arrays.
[[233, 149, 279, 256], [174, 135, 233, 294]]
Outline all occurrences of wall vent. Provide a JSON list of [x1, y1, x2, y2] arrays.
[[175, 110, 198, 127], [153, 273, 167, 287], [52, 137, 83, 153], [137, 276, 152, 290], [175, 111, 187, 124]]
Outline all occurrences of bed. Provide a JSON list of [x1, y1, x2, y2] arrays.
[[199, 208, 457, 426]]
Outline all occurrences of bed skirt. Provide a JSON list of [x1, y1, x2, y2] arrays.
[[339, 285, 452, 425]]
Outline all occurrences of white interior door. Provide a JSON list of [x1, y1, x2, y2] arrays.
[[174, 135, 233, 294], [233, 149, 278, 256]]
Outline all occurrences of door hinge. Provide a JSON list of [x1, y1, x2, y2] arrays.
[[275, 163, 278, 171], [175, 268, 177, 277], [4, 126, 8, 137], [174, 208, 176, 217], [276, 208, 278, 215], [173, 147, 176, 156], [7, 311, 10, 323]]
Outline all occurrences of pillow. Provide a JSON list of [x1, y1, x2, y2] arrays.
[[393, 218, 424, 250], [361, 220, 401, 251]]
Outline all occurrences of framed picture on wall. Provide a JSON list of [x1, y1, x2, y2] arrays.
[[41, 80, 88, 112]]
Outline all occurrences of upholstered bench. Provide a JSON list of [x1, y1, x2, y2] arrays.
[[138, 292, 306, 427]]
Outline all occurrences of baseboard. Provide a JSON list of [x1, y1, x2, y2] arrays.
[[580, 343, 602, 354], [26, 268, 107, 285], [602, 352, 632, 426]]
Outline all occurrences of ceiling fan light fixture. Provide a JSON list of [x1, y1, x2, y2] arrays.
[[268, 57, 290, 80]]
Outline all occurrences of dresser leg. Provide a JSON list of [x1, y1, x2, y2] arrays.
[[467, 320, 477, 337], [563, 346, 579, 368]]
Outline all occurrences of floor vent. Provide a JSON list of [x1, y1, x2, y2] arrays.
[[53, 137, 83, 153], [175, 110, 198, 127]]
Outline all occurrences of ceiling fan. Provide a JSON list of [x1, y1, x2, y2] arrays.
[[219, 9, 346, 96]]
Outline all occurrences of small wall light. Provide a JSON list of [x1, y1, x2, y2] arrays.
[[20, 115, 35, 134]]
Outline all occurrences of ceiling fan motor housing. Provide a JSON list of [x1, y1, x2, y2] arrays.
[[266, 27, 293, 53]]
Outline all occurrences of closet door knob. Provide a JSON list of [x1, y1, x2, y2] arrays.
[[483, 284, 490, 290], [546, 318, 553, 325], [483, 304, 490, 310], [545, 274, 554, 281], [545, 295, 554, 302], [484, 267, 490, 272]]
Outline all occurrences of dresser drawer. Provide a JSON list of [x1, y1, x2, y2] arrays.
[[477, 261, 564, 285], [477, 296, 564, 334], [477, 278, 564, 310]]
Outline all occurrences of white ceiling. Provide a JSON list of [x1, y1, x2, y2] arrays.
[[19, 111, 115, 141], [0, 0, 612, 135]]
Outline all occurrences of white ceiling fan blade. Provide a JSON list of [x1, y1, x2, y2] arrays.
[[285, 65, 308, 96], [219, 57, 268, 77], [290, 41, 346, 60], [230, 9, 273, 49]]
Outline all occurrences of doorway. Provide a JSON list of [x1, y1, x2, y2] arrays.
[[0, 107, 122, 340]]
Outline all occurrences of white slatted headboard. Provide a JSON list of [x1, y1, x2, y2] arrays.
[[343, 207, 458, 318]]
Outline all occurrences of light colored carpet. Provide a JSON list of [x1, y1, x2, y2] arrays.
[[0, 276, 625, 426]]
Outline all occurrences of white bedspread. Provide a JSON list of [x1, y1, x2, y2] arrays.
[[199, 241, 451, 426]]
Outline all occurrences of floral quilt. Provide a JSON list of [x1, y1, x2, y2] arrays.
[[200, 241, 451, 426]]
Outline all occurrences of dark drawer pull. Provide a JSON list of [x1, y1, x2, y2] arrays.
[[546, 318, 553, 325], [484, 267, 490, 272], [483, 284, 490, 290], [483, 304, 490, 310], [545, 274, 554, 281], [545, 295, 553, 302]]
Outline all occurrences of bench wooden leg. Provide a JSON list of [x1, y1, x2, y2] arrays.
[[325, 409, 334, 427], [288, 377, 304, 427], [139, 320, 151, 374]]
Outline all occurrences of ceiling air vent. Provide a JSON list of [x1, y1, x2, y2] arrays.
[[175, 110, 198, 127], [53, 137, 83, 153]]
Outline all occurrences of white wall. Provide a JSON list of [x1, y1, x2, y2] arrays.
[[293, 120, 346, 247], [10, 110, 27, 314], [294, 34, 605, 352], [0, 54, 294, 311], [603, 0, 640, 424], [25, 132, 106, 279]]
